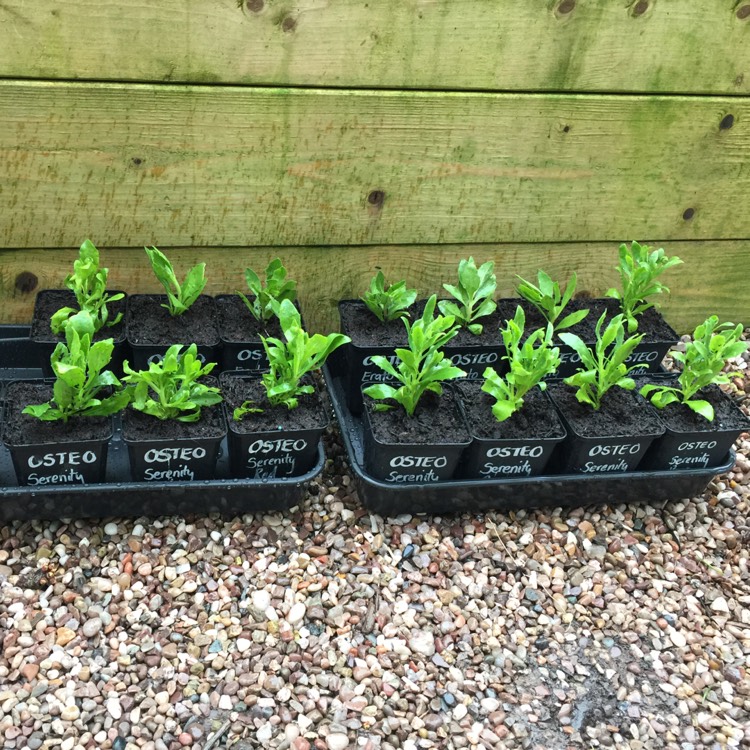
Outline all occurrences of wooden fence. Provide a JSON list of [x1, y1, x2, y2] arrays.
[[1, 0, 748, 331]]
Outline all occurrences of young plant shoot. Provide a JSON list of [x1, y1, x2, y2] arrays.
[[238, 258, 297, 322], [50, 239, 124, 335], [482, 306, 561, 421], [640, 316, 747, 421], [606, 240, 683, 332], [145, 246, 207, 317], [438, 257, 497, 335], [361, 271, 417, 323], [516, 270, 588, 332], [363, 296, 465, 417], [23, 324, 130, 423], [559, 313, 644, 409], [122, 344, 221, 422], [234, 299, 350, 418]]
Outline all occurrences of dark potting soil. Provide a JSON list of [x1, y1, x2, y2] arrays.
[[439, 305, 506, 347], [220, 374, 327, 433], [548, 383, 663, 439], [121, 377, 225, 441], [643, 384, 750, 434], [339, 301, 410, 348], [496, 297, 676, 347], [594, 299, 678, 343], [30, 290, 127, 343], [2, 382, 111, 446], [341, 298, 506, 349], [216, 295, 285, 344], [121, 402, 226, 442], [406, 298, 507, 347], [126, 295, 220, 347], [365, 389, 470, 446], [496, 298, 596, 342], [457, 382, 565, 441]]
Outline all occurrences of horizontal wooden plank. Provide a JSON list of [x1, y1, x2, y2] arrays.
[[1, 241, 746, 333], [1, 82, 749, 248], [1, 1, 749, 94]]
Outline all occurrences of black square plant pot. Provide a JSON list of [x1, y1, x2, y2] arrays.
[[338, 300, 408, 415], [495, 299, 679, 380], [125, 294, 220, 370], [639, 382, 750, 471], [590, 299, 680, 375], [220, 372, 326, 479], [438, 301, 507, 382], [30, 290, 129, 377], [361, 387, 471, 483], [122, 404, 227, 482], [455, 382, 566, 479], [2, 381, 112, 486], [217, 295, 304, 372], [548, 383, 665, 474], [551, 303, 678, 379]]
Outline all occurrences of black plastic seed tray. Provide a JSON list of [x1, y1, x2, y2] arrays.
[[0, 326, 323, 521], [323, 360, 735, 516]]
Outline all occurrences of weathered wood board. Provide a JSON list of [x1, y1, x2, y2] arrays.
[[1, 241, 745, 332], [1, 1, 749, 94], [1, 82, 747, 248]]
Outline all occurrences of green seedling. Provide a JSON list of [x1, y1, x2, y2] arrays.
[[516, 270, 588, 332], [50, 239, 124, 336], [122, 344, 221, 422], [361, 271, 417, 323], [234, 299, 349, 416], [639, 316, 747, 421], [606, 240, 683, 332], [23, 324, 129, 423], [559, 313, 644, 409], [145, 246, 206, 317], [237, 258, 297, 322], [363, 295, 465, 416], [482, 306, 561, 422], [438, 257, 497, 335]]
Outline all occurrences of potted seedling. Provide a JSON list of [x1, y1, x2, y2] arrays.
[[438, 257, 505, 380], [338, 271, 418, 414], [361, 295, 470, 483], [511, 270, 591, 378], [120, 344, 225, 481], [638, 316, 750, 470], [216, 258, 299, 371], [126, 247, 219, 368], [456, 306, 566, 479], [30, 239, 127, 376], [3, 324, 129, 485], [599, 240, 682, 372], [221, 300, 349, 479], [547, 313, 664, 474]]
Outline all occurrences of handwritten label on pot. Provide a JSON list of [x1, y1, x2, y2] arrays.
[[579, 442, 642, 473], [25, 450, 99, 485], [141, 446, 206, 481], [667, 439, 718, 469], [242, 438, 308, 479], [386, 454, 447, 483]]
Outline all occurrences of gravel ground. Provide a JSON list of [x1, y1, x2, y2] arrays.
[[1, 332, 749, 750]]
